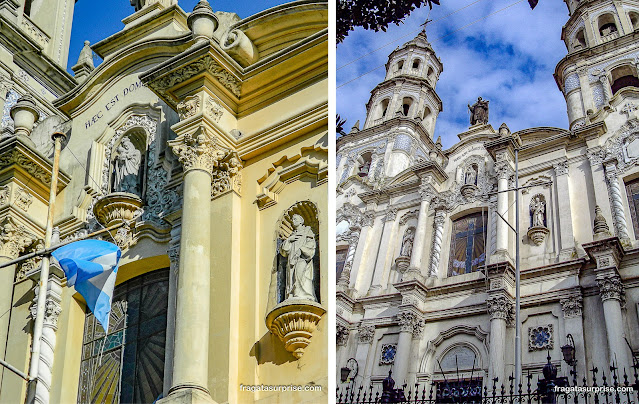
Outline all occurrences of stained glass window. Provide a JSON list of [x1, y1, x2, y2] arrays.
[[448, 213, 487, 276], [78, 268, 169, 404]]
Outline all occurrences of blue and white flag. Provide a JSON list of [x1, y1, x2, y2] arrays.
[[51, 240, 121, 332]]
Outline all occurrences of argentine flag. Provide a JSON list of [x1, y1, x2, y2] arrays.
[[51, 240, 121, 332]]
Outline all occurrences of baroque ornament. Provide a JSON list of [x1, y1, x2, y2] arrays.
[[528, 324, 554, 351], [358, 324, 375, 344], [15, 187, 33, 211], [265, 301, 325, 359], [205, 96, 224, 123], [486, 295, 514, 322], [211, 155, 242, 197], [597, 276, 624, 302], [337, 324, 349, 346], [0, 217, 36, 259], [177, 95, 200, 120]]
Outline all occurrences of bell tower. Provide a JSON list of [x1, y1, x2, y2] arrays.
[[363, 29, 443, 137], [555, 0, 639, 130]]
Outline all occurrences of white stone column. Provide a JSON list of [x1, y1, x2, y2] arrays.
[[597, 275, 632, 374], [369, 208, 397, 294], [337, 227, 360, 292], [487, 295, 512, 384], [350, 213, 373, 291], [356, 324, 376, 387], [428, 210, 445, 277], [30, 278, 62, 404], [357, 214, 383, 294], [393, 312, 423, 387], [560, 295, 587, 380], [495, 159, 512, 259], [408, 189, 432, 271], [553, 161, 576, 257], [164, 129, 225, 402], [603, 161, 630, 244]]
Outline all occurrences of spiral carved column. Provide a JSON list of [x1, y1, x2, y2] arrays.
[[428, 211, 445, 277], [604, 161, 630, 244]]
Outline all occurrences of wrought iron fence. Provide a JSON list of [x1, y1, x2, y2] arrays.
[[337, 359, 639, 404]]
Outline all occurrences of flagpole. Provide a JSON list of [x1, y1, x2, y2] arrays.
[[27, 131, 66, 396]]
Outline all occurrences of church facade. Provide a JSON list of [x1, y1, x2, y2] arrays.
[[336, 0, 639, 397], [0, 1, 328, 403]]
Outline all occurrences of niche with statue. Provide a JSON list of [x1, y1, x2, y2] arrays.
[[460, 163, 480, 199], [527, 194, 550, 245], [266, 201, 325, 359], [93, 129, 148, 248]]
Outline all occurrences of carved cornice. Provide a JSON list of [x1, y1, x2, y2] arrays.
[[0, 217, 37, 259], [144, 55, 241, 104], [168, 128, 227, 175]]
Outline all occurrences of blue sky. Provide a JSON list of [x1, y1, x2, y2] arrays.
[[68, 0, 290, 73], [337, 0, 570, 149]]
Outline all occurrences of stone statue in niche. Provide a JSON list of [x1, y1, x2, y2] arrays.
[[468, 97, 489, 125], [464, 165, 477, 185], [281, 214, 317, 301], [113, 136, 142, 195], [400, 228, 414, 257], [530, 195, 546, 228], [358, 160, 371, 177]]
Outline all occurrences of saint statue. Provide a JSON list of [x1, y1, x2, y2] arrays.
[[113, 137, 142, 195], [280, 214, 317, 301], [465, 165, 477, 185], [468, 97, 489, 125], [130, 0, 146, 11], [400, 228, 414, 257], [358, 160, 371, 177], [530, 196, 546, 228]]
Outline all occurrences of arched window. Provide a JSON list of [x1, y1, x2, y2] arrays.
[[422, 106, 432, 120], [77, 269, 169, 403], [573, 29, 586, 50], [401, 97, 413, 116], [610, 65, 639, 94], [427, 66, 435, 82], [630, 12, 639, 30], [435, 346, 482, 402], [396, 60, 404, 73], [412, 59, 420, 69], [448, 212, 487, 276], [598, 14, 618, 39]]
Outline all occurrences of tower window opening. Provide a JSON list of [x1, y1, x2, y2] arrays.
[[573, 29, 586, 50], [598, 14, 618, 38], [24, 0, 32, 16], [427, 66, 435, 82], [379, 98, 390, 119], [422, 106, 432, 120], [396, 60, 404, 73], [412, 59, 420, 69], [610, 65, 639, 94], [630, 12, 639, 30], [401, 97, 413, 117]]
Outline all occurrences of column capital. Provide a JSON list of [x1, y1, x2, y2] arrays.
[[597, 275, 625, 303], [587, 147, 605, 167], [337, 323, 349, 346], [0, 216, 37, 259], [560, 295, 583, 318], [211, 153, 243, 197], [486, 294, 514, 322], [396, 311, 424, 337], [385, 207, 398, 222], [168, 127, 227, 175], [357, 323, 375, 344], [433, 210, 446, 226], [553, 160, 569, 176], [361, 211, 375, 227]]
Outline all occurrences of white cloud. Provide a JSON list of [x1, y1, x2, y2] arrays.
[[337, 0, 570, 149]]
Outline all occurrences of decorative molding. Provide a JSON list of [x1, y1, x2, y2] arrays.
[[379, 343, 397, 365], [205, 96, 223, 123], [265, 300, 325, 359], [15, 187, 33, 211], [176, 94, 200, 120], [399, 209, 419, 225]]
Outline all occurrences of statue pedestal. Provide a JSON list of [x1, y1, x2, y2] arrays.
[[93, 192, 143, 248], [460, 184, 479, 199], [527, 226, 550, 245], [265, 299, 325, 359]]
